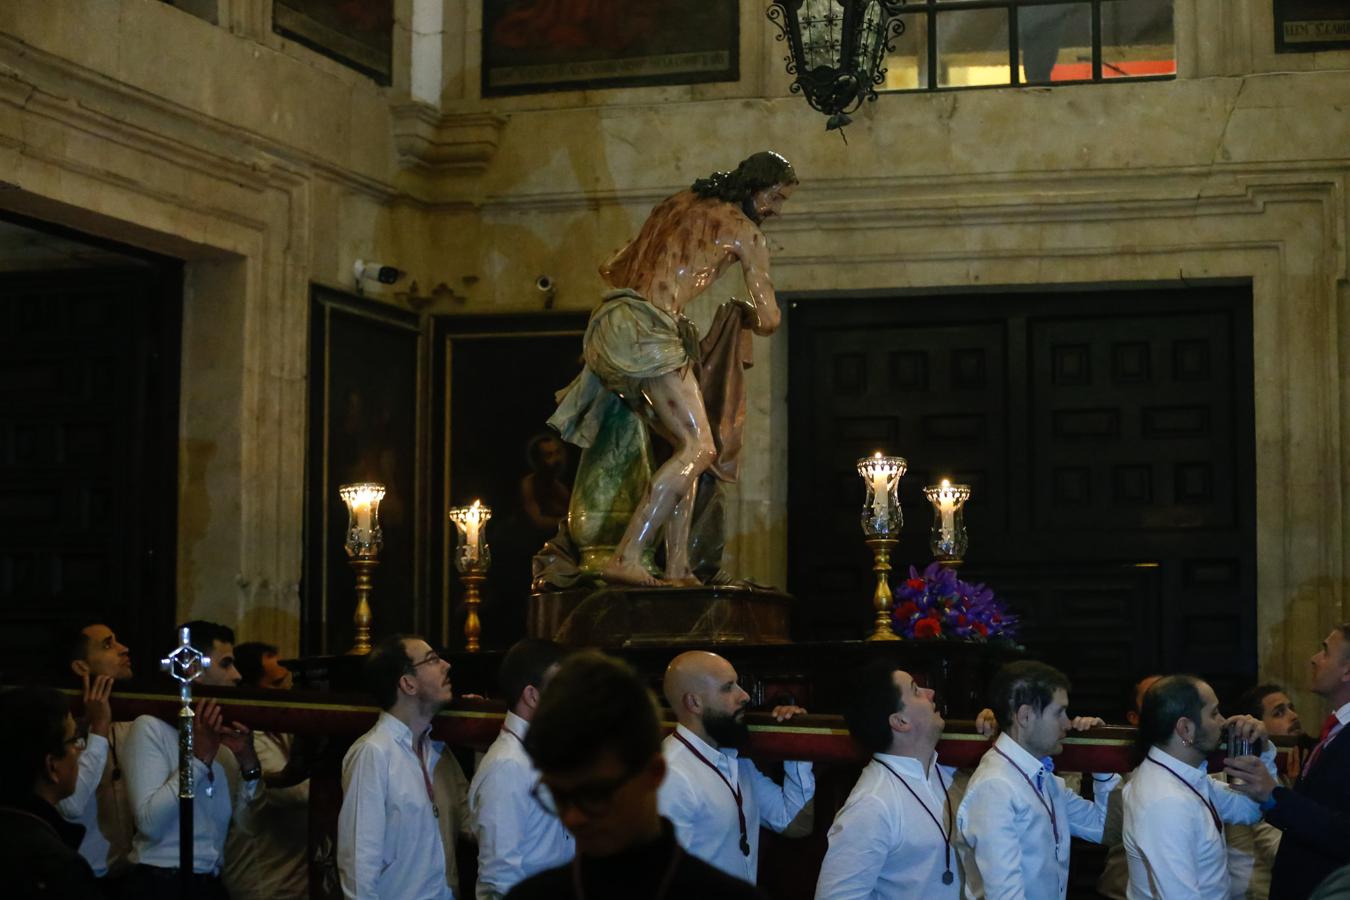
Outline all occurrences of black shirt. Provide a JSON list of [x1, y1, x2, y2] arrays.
[[506, 819, 767, 900]]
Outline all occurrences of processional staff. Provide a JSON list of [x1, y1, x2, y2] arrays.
[[161, 626, 211, 900]]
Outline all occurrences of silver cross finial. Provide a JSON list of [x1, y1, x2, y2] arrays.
[[161, 625, 212, 687]]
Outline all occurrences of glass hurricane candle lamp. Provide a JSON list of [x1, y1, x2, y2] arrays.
[[339, 482, 385, 655], [449, 500, 491, 652], [924, 479, 971, 567], [857, 452, 907, 641]]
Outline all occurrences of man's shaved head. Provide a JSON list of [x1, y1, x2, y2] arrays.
[[663, 651, 751, 749]]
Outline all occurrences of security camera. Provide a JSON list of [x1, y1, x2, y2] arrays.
[[535, 275, 554, 293], [354, 259, 405, 286]]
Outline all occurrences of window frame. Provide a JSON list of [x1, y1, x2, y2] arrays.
[[881, 0, 1176, 93]]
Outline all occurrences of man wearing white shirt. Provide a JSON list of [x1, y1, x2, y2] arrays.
[[956, 660, 1117, 900], [124, 620, 263, 900], [58, 622, 136, 895], [1123, 674, 1274, 899], [815, 660, 963, 900], [658, 650, 815, 884], [338, 633, 472, 900], [1225, 624, 1350, 900], [469, 638, 574, 900]]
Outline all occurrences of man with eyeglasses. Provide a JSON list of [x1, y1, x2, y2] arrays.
[[58, 621, 135, 895], [505, 650, 765, 899], [0, 685, 102, 896], [338, 634, 472, 900], [658, 650, 814, 884]]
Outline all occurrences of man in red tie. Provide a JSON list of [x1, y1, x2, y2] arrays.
[[1226, 624, 1350, 899]]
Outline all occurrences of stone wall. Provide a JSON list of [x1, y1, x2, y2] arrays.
[[0, 1, 1346, 713]]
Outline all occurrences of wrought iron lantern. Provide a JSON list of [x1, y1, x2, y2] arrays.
[[767, 0, 907, 131]]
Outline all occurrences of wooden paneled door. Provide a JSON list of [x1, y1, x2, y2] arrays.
[[0, 265, 182, 683], [787, 286, 1256, 715]]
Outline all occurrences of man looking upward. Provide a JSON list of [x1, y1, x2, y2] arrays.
[[338, 635, 471, 900], [549, 151, 796, 586], [957, 660, 1117, 900], [658, 650, 814, 884], [1225, 625, 1350, 899], [58, 622, 135, 891], [815, 661, 963, 899]]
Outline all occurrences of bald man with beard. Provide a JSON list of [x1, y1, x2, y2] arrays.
[[657, 651, 815, 885]]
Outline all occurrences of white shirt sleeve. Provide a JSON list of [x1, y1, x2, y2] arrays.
[[656, 764, 703, 853], [1209, 745, 1274, 827], [337, 740, 390, 900], [747, 759, 815, 831], [472, 757, 534, 900], [1064, 773, 1118, 842], [124, 716, 211, 843], [958, 776, 1030, 900], [1131, 794, 1207, 899], [56, 732, 108, 821], [814, 792, 895, 900]]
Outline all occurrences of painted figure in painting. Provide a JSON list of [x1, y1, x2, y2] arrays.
[[548, 151, 796, 587]]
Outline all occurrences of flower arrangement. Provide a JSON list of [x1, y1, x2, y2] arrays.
[[892, 561, 1017, 641]]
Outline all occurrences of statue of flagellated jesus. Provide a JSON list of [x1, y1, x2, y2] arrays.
[[548, 151, 796, 587]]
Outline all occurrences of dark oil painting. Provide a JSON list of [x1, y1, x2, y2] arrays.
[[482, 0, 739, 96]]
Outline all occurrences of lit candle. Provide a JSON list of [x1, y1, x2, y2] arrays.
[[464, 499, 483, 560], [936, 479, 957, 534], [869, 452, 890, 521], [339, 483, 386, 554]]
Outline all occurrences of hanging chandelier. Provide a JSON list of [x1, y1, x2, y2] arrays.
[[766, 0, 907, 132]]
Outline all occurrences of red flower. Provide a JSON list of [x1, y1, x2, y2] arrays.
[[975, 622, 989, 636], [895, 602, 919, 620], [927, 608, 941, 619], [906, 578, 926, 591], [914, 617, 943, 639], [957, 614, 969, 626]]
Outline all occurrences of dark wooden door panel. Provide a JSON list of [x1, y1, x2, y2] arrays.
[[0, 265, 181, 682], [787, 287, 1256, 717]]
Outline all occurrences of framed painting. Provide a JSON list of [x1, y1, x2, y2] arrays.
[[1275, 0, 1350, 52], [481, 0, 739, 96], [273, 0, 394, 84], [304, 287, 425, 655]]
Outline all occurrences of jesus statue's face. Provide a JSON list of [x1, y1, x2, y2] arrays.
[[749, 181, 795, 223]]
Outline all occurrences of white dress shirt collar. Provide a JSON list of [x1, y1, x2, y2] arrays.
[[501, 711, 530, 741], [1333, 700, 1350, 727], [993, 732, 1050, 780], [375, 710, 428, 748], [874, 751, 938, 780], [675, 723, 739, 761], [1144, 745, 1209, 784]]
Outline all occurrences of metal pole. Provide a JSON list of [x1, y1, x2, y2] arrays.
[[161, 627, 211, 900]]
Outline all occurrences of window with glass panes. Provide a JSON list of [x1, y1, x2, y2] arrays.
[[882, 0, 1174, 91]]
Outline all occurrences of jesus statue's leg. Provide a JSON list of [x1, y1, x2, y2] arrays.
[[600, 367, 714, 587]]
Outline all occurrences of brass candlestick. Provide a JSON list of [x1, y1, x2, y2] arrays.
[[339, 482, 385, 655], [857, 453, 907, 642], [459, 568, 486, 652], [347, 558, 378, 655], [450, 500, 492, 653], [864, 536, 900, 641]]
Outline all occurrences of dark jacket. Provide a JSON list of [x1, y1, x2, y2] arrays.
[[506, 818, 766, 900], [0, 794, 102, 899], [1268, 726, 1350, 900]]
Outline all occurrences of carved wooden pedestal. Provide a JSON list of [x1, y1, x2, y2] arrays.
[[528, 583, 792, 647]]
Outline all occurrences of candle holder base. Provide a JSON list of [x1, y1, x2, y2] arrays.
[[864, 536, 901, 642], [936, 558, 964, 570], [459, 569, 487, 652], [346, 557, 379, 655]]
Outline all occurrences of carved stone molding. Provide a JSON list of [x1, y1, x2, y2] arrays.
[[390, 103, 507, 173]]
